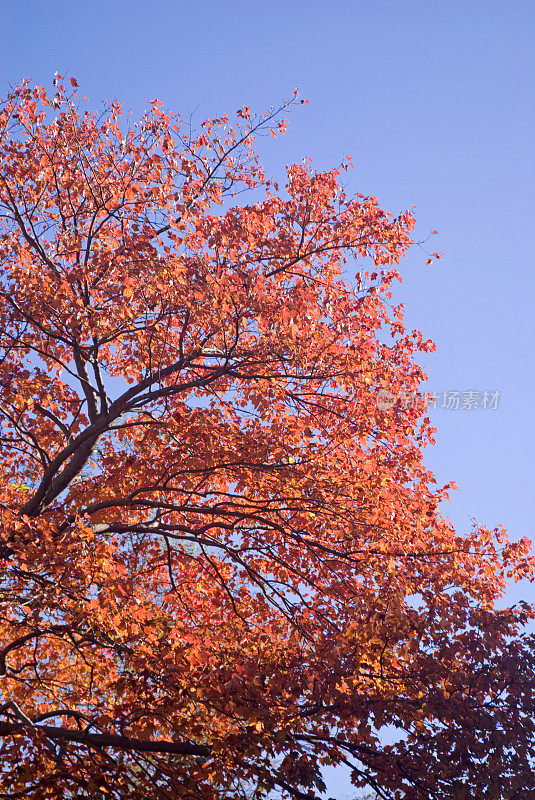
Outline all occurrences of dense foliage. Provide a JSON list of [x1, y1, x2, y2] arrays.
[[0, 78, 533, 799]]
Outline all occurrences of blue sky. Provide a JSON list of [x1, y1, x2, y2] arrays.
[[2, 0, 534, 794]]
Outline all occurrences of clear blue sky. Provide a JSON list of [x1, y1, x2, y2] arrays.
[[2, 1, 534, 795]]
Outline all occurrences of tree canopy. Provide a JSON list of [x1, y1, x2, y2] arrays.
[[0, 78, 534, 800]]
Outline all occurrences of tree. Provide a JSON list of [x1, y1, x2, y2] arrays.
[[0, 77, 534, 800]]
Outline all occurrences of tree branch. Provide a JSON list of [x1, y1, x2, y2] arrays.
[[0, 721, 211, 757]]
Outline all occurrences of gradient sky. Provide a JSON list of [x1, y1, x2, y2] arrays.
[[2, 1, 534, 796]]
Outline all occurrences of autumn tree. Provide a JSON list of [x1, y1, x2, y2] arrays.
[[0, 78, 534, 800]]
